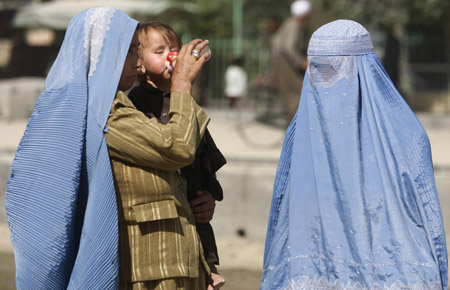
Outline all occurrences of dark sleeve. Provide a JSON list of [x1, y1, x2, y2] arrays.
[[182, 129, 226, 201], [128, 85, 164, 118], [128, 85, 148, 112], [204, 129, 227, 173], [196, 223, 220, 265]]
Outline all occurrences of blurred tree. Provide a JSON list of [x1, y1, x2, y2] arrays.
[[170, 0, 233, 38], [312, 0, 450, 28], [171, 0, 450, 38], [241, 0, 292, 37], [171, 0, 294, 38]]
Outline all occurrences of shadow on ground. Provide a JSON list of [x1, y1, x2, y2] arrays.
[[0, 252, 263, 290]]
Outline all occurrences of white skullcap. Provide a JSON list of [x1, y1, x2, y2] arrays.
[[290, 0, 312, 18]]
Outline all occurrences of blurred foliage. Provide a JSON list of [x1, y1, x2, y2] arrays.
[[170, 0, 233, 38], [171, 0, 293, 38], [169, 0, 450, 38], [241, 0, 292, 37], [182, 0, 233, 37], [305, 0, 450, 28]]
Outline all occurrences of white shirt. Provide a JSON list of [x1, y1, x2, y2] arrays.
[[224, 65, 247, 97]]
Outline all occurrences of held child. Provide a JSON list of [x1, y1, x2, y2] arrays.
[[108, 37, 213, 290], [128, 22, 226, 290]]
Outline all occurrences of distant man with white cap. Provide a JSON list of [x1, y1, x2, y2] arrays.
[[270, 0, 312, 123]]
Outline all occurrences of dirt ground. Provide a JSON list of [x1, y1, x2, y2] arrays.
[[0, 252, 263, 290], [220, 268, 262, 290], [0, 252, 15, 290]]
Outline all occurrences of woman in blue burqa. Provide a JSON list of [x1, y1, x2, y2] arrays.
[[4, 8, 140, 289], [261, 20, 448, 289]]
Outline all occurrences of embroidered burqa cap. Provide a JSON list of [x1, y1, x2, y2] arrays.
[[262, 20, 448, 289], [5, 8, 138, 289]]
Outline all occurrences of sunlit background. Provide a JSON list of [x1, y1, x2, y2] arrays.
[[0, 0, 449, 289]]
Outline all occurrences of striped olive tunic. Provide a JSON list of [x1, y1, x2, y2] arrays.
[[105, 91, 210, 283]]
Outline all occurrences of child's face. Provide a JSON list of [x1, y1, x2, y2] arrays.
[[139, 30, 179, 87], [118, 31, 140, 91]]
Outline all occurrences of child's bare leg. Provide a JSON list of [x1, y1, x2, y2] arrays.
[[208, 264, 225, 290]]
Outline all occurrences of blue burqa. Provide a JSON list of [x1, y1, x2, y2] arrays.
[[5, 8, 138, 289], [261, 20, 448, 289]]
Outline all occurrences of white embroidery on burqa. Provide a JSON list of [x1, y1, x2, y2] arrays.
[[84, 8, 116, 76], [265, 253, 436, 273], [286, 276, 442, 290], [307, 20, 374, 56]]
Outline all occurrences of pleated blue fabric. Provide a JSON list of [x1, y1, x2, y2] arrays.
[[5, 8, 138, 289], [262, 20, 448, 290]]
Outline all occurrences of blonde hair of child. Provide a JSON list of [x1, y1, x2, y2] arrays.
[[138, 22, 181, 52]]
